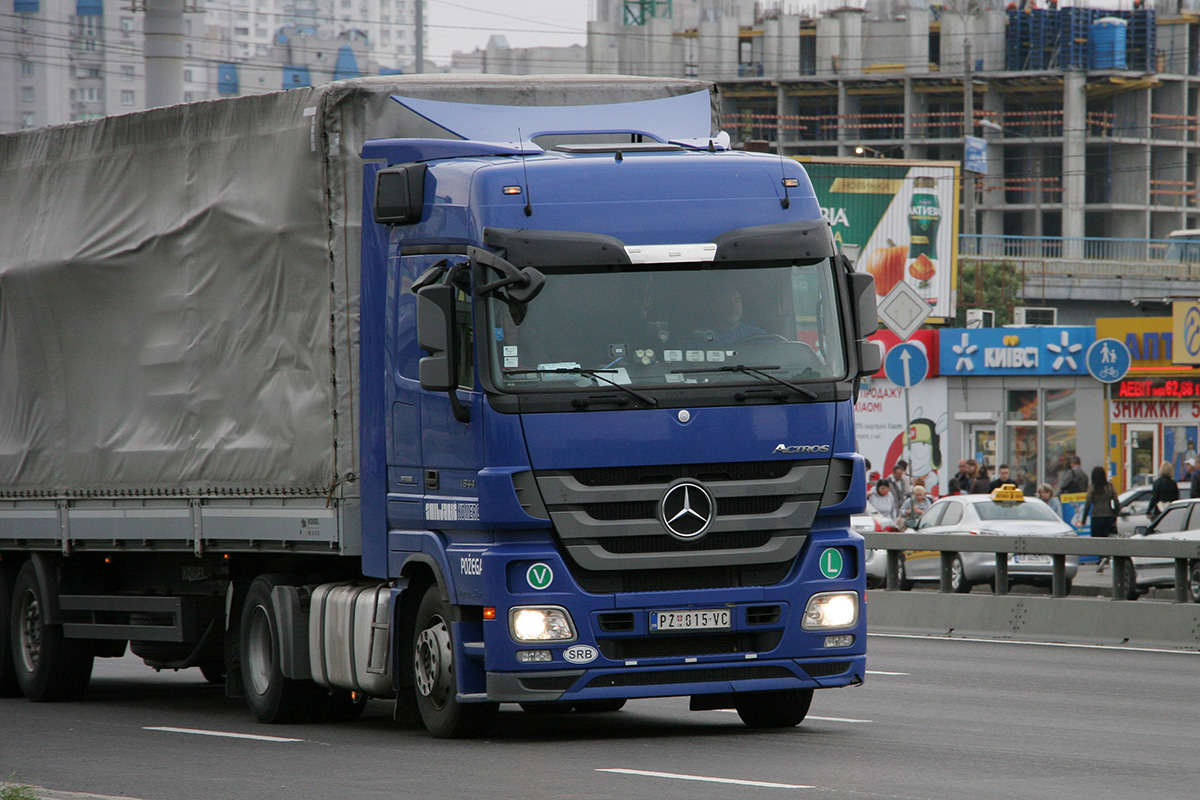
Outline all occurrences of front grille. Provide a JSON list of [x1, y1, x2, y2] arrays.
[[585, 665, 794, 689], [571, 460, 797, 487], [581, 497, 786, 522], [746, 605, 782, 625], [573, 563, 792, 594], [538, 458, 826, 579], [599, 531, 773, 554], [597, 612, 635, 633], [802, 661, 852, 678], [597, 631, 782, 660]]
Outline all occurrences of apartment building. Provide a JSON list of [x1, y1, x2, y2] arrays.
[[0, 0, 422, 132]]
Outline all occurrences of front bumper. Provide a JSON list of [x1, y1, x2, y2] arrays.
[[486, 654, 866, 703]]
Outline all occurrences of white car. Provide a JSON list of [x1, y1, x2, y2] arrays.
[[891, 488, 1079, 593], [855, 509, 900, 589], [1121, 497, 1200, 602], [1117, 482, 1191, 536]]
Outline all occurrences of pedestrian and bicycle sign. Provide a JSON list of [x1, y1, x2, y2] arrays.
[[1085, 338, 1131, 384]]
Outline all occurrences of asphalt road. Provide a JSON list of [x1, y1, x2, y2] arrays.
[[3, 636, 1197, 800]]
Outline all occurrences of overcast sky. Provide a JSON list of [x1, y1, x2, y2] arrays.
[[424, 0, 592, 64]]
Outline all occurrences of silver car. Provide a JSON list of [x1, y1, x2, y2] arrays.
[[1117, 482, 1191, 536], [899, 491, 1079, 593], [856, 510, 902, 589], [1123, 497, 1200, 602]]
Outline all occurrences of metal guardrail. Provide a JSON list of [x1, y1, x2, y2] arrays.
[[861, 532, 1200, 650], [957, 235, 1200, 284], [959, 234, 1184, 262]]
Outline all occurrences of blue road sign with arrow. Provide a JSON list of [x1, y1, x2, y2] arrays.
[[884, 342, 929, 388]]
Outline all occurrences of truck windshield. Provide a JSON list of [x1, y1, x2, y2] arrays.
[[485, 260, 846, 392]]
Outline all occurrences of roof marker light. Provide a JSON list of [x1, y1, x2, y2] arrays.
[[503, 186, 523, 195], [782, 178, 799, 188]]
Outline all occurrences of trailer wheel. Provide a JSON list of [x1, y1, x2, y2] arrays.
[[240, 575, 320, 723], [11, 560, 93, 702], [412, 585, 496, 738], [734, 688, 813, 729], [0, 563, 20, 697]]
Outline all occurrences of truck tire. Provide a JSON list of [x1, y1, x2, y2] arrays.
[[412, 585, 497, 738], [11, 560, 93, 702], [734, 688, 813, 729], [240, 575, 321, 723], [0, 563, 20, 697]]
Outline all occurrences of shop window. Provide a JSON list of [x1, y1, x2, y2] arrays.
[[1005, 388, 1077, 493]]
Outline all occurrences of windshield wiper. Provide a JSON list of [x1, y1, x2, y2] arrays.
[[505, 368, 659, 408], [671, 364, 818, 400]]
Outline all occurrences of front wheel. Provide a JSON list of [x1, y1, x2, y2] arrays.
[[413, 585, 497, 738], [11, 560, 93, 702], [1189, 561, 1200, 604], [734, 688, 813, 728], [948, 554, 971, 594]]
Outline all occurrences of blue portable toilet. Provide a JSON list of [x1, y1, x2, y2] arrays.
[[1090, 17, 1127, 70]]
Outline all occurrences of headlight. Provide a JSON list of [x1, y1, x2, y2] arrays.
[[801, 592, 859, 630], [509, 606, 577, 642]]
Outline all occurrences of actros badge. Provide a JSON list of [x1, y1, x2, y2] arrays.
[[658, 481, 715, 540]]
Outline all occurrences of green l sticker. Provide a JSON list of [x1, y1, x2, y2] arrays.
[[527, 563, 554, 590], [819, 548, 844, 579]]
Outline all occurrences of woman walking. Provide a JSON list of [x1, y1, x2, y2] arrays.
[[1080, 466, 1119, 572]]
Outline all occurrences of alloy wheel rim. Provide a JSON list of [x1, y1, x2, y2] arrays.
[[414, 616, 452, 709], [18, 590, 41, 672]]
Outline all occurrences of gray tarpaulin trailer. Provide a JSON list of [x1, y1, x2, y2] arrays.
[[0, 75, 715, 719]]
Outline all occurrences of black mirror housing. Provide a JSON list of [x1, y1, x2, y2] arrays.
[[374, 163, 427, 226], [847, 272, 879, 339], [416, 285, 454, 392]]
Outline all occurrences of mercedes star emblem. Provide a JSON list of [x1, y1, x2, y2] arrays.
[[659, 481, 715, 540]]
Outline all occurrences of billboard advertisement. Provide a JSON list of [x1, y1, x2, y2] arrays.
[[795, 157, 959, 323]]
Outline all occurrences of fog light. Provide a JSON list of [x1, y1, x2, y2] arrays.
[[509, 606, 577, 642], [824, 634, 855, 648], [802, 592, 859, 630], [516, 650, 553, 663]]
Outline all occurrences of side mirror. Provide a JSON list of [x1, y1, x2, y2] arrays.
[[416, 284, 470, 422], [373, 164, 427, 226], [857, 339, 882, 376], [1134, 525, 1148, 536], [847, 271, 879, 338], [417, 285, 454, 391]]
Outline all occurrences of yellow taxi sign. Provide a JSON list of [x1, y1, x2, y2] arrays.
[[990, 484, 1025, 502]]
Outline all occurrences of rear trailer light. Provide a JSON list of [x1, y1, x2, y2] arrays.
[[802, 592, 859, 630]]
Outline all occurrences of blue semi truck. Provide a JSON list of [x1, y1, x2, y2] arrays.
[[0, 77, 880, 738]]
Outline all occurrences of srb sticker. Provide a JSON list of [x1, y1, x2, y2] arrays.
[[563, 645, 598, 664]]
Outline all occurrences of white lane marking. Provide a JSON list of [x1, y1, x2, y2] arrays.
[[714, 710, 872, 724], [144, 726, 303, 743], [866, 669, 909, 676], [598, 769, 812, 789], [870, 632, 1200, 656]]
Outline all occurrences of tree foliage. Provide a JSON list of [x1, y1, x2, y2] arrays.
[[953, 259, 1026, 327]]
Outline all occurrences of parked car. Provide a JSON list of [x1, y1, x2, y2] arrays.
[[1121, 497, 1200, 602], [892, 487, 1079, 593], [856, 510, 903, 589], [1117, 482, 1191, 536]]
